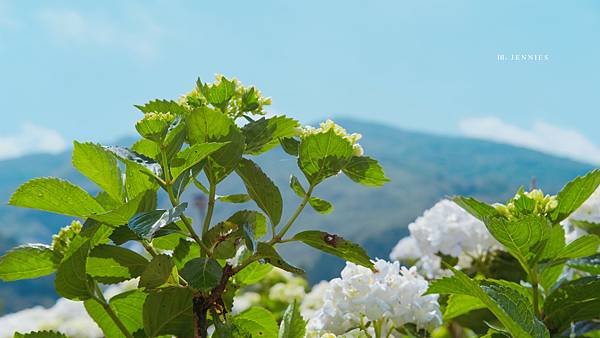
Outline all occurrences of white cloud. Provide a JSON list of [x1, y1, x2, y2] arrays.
[[459, 117, 600, 165], [38, 8, 162, 60], [0, 123, 67, 160]]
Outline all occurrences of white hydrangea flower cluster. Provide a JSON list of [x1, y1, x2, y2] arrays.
[[301, 280, 330, 319], [390, 199, 500, 278], [0, 280, 137, 338], [305, 259, 442, 336], [297, 119, 364, 157]]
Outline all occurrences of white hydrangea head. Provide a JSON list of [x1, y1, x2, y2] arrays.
[[306, 259, 441, 335], [296, 119, 364, 156], [301, 280, 330, 319], [268, 282, 306, 303], [232, 291, 261, 314], [408, 199, 500, 258], [389, 236, 421, 262]]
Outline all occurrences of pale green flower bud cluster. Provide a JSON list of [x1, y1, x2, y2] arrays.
[[142, 111, 175, 124], [494, 188, 558, 219], [51, 221, 83, 256], [297, 119, 365, 156]]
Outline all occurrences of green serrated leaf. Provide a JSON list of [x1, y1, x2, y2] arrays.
[[279, 300, 306, 338], [128, 203, 187, 239], [567, 253, 600, 274], [236, 158, 283, 226], [73, 141, 124, 202], [552, 169, 600, 223], [218, 194, 251, 203], [55, 238, 92, 300], [555, 235, 600, 260], [9, 178, 105, 217], [90, 190, 156, 226], [0, 244, 55, 281], [125, 163, 159, 200], [443, 294, 486, 320], [342, 156, 390, 187], [236, 261, 273, 285], [570, 220, 600, 237], [298, 129, 353, 185], [143, 287, 194, 337], [452, 196, 501, 221], [291, 231, 373, 269], [280, 137, 299, 156], [289, 175, 306, 198], [139, 254, 173, 289], [483, 214, 551, 270], [86, 245, 148, 284], [181, 258, 223, 291], [185, 106, 245, 183], [173, 239, 201, 270], [242, 116, 299, 155], [233, 307, 279, 338], [105, 146, 163, 179], [135, 99, 187, 116], [256, 243, 304, 275], [544, 276, 600, 332], [427, 268, 549, 338], [84, 290, 147, 337], [170, 142, 227, 182], [309, 197, 333, 214], [228, 210, 268, 239]]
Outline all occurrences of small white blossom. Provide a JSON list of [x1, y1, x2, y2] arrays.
[[297, 120, 365, 157], [232, 291, 261, 314], [306, 260, 441, 336], [389, 236, 421, 262], [301, 281, 330, 319], [268, 282, 306, 303]]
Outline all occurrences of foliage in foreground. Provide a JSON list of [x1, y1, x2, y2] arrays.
[[0, 75, 388, 337]]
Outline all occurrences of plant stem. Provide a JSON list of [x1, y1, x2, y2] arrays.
[[93, 283, 133, 338], [532, 279, 541, 318], [272, 184, 314, 242], [202, 181, 216, 235]]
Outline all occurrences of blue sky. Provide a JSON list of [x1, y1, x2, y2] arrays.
[[1, 0, 600, 163]]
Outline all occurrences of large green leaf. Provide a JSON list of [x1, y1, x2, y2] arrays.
[[555, 235, 600, 260], [443, 294, 486, 320], [9, 178, 105, 217], [227, 210, 268, 239], [169, 142, 227, 182], [256, 243, 304, 275], [298, 129, 353, 185], [427, 268, 549, 338], [544, 276, 600, 332], [236, 158, 283, 226], [483, 214, 551, 269], [279, 301, 306, 338], [143, 287, 194, 337], [90, 190, 156, 226], [86, 245, 149, 284], [567, 253, 600, 274], [233, 307, 279, 338], [128, 203, 187, 239], [55, 238, 93, 300], [180, 258, 223, 291], [199, 76, 236, 108], [292, 231, 373, 269], [570, 220, 600, 237], [552, 169, 600, 223], [0, 244, 55, 281], [139, 254, 173, 289], [73, 141, 124, 202], [236, 261, 273, 285], [342, 156, 389, 187], [84, 290, 147, 338], [173, 238, 201, 270], [135, 99, 187, 116], [186, 106, 245, 183], [452, 196, 501, 221], [242, 116, 299, 155], [125, 162, 159, 200], [105, 146, 163, 179]]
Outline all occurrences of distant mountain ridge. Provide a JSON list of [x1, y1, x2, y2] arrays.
[[0, 119, 594, 313]]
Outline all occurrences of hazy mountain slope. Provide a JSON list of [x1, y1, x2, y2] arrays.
[[0, 119, 594, 313]]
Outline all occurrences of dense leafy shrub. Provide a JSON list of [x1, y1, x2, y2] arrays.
[[0, 75, 388, 337]]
